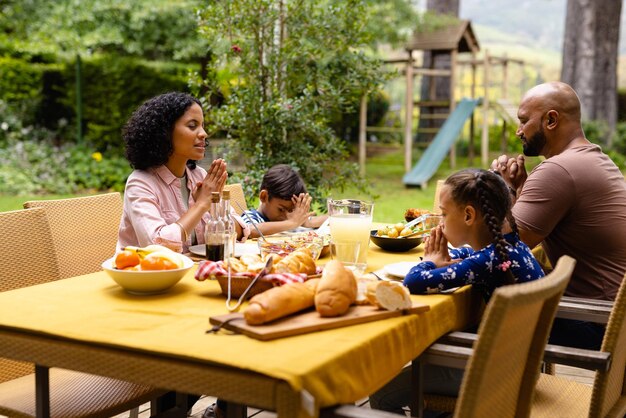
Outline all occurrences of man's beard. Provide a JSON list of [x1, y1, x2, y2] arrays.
[[522, 127, 546, 157]]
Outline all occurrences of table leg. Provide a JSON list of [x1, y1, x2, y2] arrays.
[[410, 358, 423, 418], [150, 392, 188, 418], [224, 402, 247, 418], [35, 365, 50, 418], [276, 382, 315, 418]]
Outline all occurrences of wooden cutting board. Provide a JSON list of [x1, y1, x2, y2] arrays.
[[209, 302, 429, 341]]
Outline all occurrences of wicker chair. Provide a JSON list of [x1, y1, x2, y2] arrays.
[[323, 256, 575, 418], [0, 208, 165, 418], [419, 255, 574, 418], [23, 192, 123, 279], [529, 271, 626, 418], [224, 183, 248, 215]]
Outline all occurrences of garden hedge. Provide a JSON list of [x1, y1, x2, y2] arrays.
[[0, 56, 192, 152]]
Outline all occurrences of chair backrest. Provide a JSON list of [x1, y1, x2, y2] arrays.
[[0, 207, 61, 382], [455, 255, 575, 418], [224, 183, 248, 215], [432, 179, 444, 214], [588, 272, 626, 417], [23, 193, 123, 279]]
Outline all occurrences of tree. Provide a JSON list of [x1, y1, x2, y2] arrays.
[[561, 0, 622, 144], [0, 0, 205, 62], [363, 0, 421, 48], [0, 0, 207, 142], [197, 0, 389, 202]]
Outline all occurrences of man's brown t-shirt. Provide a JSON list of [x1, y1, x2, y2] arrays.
[[513, 144, 626, 300]]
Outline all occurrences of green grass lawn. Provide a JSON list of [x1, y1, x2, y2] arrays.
[[338, 148, 444, 223]]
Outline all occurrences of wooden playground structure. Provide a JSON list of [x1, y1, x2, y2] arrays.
[[358, 20, 534, 186]]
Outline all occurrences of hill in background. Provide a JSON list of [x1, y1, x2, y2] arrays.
[[457, 0, 626, 88]]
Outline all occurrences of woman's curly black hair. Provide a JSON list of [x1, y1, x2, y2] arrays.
[[123, 92, 202, 170]]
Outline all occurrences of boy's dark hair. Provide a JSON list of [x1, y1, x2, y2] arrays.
[[445, 168, 518, 285], [261, 164, 306, 200], [123, 92, 202, 170]]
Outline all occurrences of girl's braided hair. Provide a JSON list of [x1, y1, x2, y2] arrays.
[[444, 169, 518, 285]]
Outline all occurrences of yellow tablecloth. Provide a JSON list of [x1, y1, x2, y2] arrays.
[[0, 241, 479, 414]]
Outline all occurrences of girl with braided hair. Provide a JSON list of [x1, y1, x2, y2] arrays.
[[371, 169, 545, 416], [404, 168, 544, 300]]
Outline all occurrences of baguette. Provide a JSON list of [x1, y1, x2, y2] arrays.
[[243, 279, 320, 325], [367, 281, 412, 311], [314, 260, 357, 317]]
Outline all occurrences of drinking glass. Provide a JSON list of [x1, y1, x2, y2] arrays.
[[327, 199, 374, 275], [329, 240, 361, 273], [422, 214, 444, 234]]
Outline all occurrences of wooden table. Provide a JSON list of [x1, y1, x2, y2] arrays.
[[0, 241, 480, 418]]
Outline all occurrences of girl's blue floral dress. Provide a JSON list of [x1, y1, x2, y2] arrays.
[[403, 232, 545, 300]]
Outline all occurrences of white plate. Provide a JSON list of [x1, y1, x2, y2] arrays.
[[383, 261, 418, 278], [189, 242, 260, 258]]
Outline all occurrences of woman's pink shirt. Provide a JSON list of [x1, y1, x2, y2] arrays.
[[117, 165, 250, 253]]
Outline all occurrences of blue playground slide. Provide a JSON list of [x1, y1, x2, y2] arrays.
[[403, 97, 481, 187]]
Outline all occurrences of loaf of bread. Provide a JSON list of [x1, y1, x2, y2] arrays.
[[224, 257, 247, 273], [239, 254, 266, 273], [354, 277, 377, 305], [314, 260, 357, 317], [274, 248, 317, 275], [365, 281, 381, 307], [367, 281, 412, 311], [243, 279, 320, 325]]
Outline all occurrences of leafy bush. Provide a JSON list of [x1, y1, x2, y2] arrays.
[[0, 57, 45, 105], [583, 120, 626, 169], [0, 137, 130, 195], [613, 122, 626, 155], [0, 58, 62, 127], [62, 56, 192, 152], [197, 0, 388, 204], [330, 89, 392, 143], [1, 55, 192, 153], [0, 101, 130, 195]]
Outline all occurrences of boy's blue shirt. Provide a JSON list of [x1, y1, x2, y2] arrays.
[[242, 208, 269, 224]]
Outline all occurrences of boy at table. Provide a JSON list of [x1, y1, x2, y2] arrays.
[[242, 164, 327, 237]]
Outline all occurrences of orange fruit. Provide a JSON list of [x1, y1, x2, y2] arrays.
[[115, 250, 141, 270], [123, 265, 140, 271], [140, 255, 178, 271]]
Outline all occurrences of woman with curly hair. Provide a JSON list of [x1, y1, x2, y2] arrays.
[[117, 92, 249, 253], [370, 169, 545, 417]]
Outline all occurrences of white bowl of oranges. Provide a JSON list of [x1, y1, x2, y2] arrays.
[[102, 245, 194, 295]]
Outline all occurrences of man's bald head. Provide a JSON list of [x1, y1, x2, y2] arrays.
[[522, 81, 582, 122]]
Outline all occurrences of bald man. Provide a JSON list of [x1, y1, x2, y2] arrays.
[[492, 81, 626, 349]]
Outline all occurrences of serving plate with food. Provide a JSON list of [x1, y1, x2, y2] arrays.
[[208, 263, 429, 340], [370, 210, 443, 252], [102, 245, 194, 295], [195, 248, 322, 298], [258, 232, 325, 260]]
